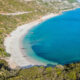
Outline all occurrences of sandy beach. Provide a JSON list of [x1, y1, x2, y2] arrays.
[[4, 13, 58, 69]]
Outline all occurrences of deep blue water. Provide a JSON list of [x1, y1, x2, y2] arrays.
[[23, 8, 80, 65]]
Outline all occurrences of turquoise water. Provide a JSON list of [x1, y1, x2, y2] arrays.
[[23, 8, 80, 65]]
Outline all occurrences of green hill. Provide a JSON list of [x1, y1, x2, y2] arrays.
[[0, 59, 80, 80]]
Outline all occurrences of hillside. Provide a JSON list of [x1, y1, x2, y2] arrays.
[[0, 59, 80, 80], [0, 0, 80, 80], [0, 0, 80, 13]]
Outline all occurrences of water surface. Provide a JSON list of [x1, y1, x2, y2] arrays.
[[23, 8, 80, 65]]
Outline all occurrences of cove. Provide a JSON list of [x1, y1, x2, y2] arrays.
[[23, 8, 80, 65]]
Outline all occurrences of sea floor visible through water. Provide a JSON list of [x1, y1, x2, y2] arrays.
[[23, 8, 80, 65]]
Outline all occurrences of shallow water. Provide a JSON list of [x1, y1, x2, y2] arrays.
[[23, 8, 80, 65]]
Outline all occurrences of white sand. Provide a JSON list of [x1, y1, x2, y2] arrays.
[[4, 13, 58, 69]]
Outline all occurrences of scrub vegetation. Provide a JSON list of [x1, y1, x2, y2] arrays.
[[0, 0, 80, 80], [0, 59, 80, 80]]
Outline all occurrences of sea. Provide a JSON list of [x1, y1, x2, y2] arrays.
[[23, 8, 80, 66]]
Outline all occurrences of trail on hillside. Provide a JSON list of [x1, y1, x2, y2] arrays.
[[0, 11, 32, 16]]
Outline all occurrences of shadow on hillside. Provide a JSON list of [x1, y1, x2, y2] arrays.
[[21, 64, 56, 69]]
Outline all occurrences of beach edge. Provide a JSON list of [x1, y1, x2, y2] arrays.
[[4, 13, 58, 69]]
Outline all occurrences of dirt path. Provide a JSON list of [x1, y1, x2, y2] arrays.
[[0, 11, 32, 16]]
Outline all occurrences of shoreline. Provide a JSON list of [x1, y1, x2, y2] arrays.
[[4, 13, 58, 69], [3, 7, 79, 69]]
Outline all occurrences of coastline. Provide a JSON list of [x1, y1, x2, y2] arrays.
[[4, 13, 58, 69]]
